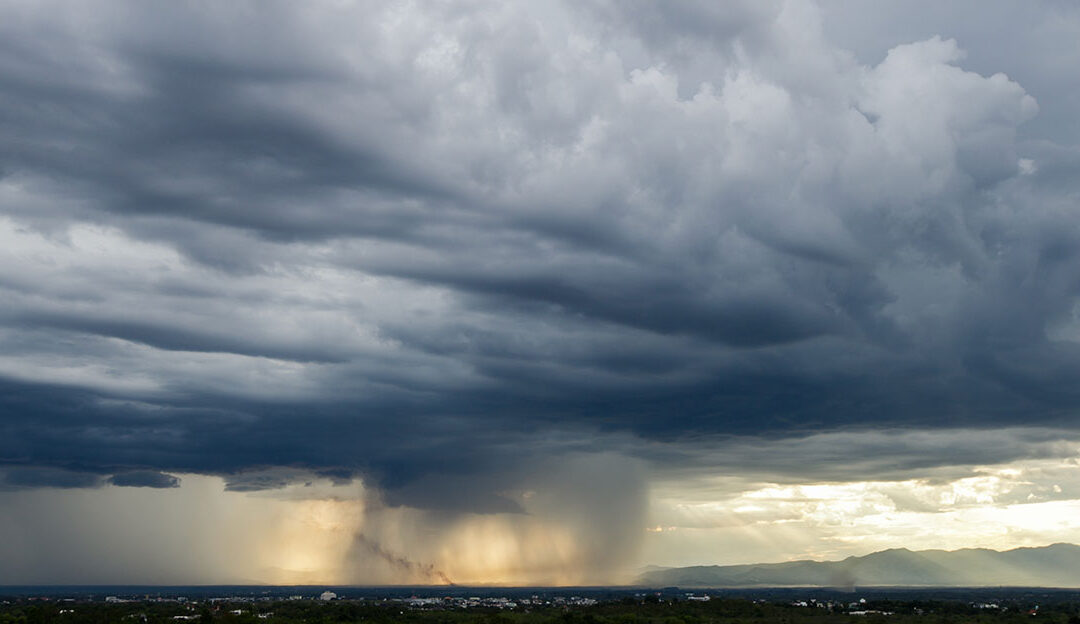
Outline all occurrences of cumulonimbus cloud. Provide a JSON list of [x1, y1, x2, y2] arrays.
[[0, 0, 1078, 520]]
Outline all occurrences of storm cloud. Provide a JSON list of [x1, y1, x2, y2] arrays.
[[2, 0, 1080, 576]]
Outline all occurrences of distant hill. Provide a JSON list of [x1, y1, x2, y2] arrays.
[[638, 543, 1080, 588]]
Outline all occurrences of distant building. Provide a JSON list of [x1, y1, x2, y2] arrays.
[[320, 591, 338, 601]]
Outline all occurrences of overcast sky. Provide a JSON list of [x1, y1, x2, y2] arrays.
[[2, 0, 1080, 585]]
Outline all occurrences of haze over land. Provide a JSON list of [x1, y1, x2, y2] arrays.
[[2, 0, 1080, 586], [639, 544, 1080, 588]]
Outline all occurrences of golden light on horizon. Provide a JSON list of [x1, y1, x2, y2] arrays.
[[4, 454, 1080, 587], [643, 456, 1080, 568], [436, 514, 588, 586], [258, 497, 362, 584], [204, 454, 1080, 586]]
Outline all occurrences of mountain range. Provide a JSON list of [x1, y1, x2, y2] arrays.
[[638, 543, 1080, 588]]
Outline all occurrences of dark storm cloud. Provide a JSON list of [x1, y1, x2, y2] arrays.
[[108, 470, 181, 488], [1, 0, 1080, 510], [0, 466, 104, 491]]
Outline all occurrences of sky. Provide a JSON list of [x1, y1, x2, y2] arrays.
[[2, 0, 1080, 586]]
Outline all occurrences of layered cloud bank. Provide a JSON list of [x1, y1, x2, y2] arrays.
[[2, 0, 1080, 583]]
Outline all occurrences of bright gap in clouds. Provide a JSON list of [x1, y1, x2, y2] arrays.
[[645, 456, 1080, 569]]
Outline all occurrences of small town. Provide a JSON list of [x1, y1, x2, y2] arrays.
[[3, 587, 1080, 624]]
